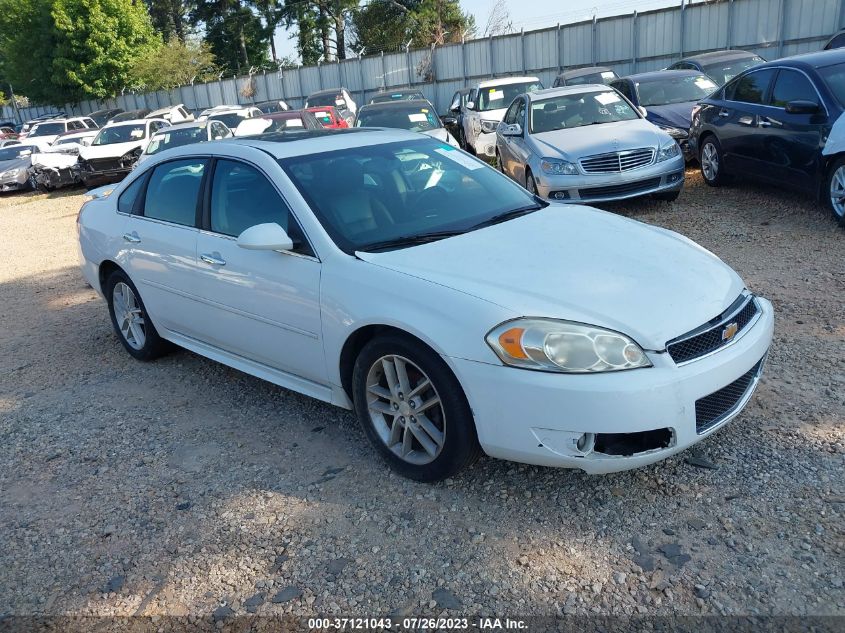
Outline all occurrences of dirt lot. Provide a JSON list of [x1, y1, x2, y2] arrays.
[[0, 171, 843, 623]]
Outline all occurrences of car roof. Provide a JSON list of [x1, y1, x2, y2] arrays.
[[527, 85, 613, 101], [371, 89, 424, 97], [557, 66, 614, 79], [618, 69, 706, 82], [359, 99, 433, 110], [153, 121, 208, 133], [56, 129, 98, 138], [307, 88, 348, 98], [477, 76, 540, 88], [147, 104, 185, 115], [102, 118, 162, 128], [765, 47, 845, 69], [261, 110, 310, 119], [678, 49, 760, 64]]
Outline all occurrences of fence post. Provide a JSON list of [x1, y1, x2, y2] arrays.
[[727, 0, 734, 49], [632, 11, 638, 74], [461, 37, 467, 86], [777, 0, 788, 58], [556, 23, 562, 73], [406, 45, 413, 87], [679, 0, 686, 58], [591, 15, 597, 65], [380, 51, 386, 89], [520, 28, 526, 75], [840, 0, 845, 28], [358, 56, 366, 105], [488, 35, 494, 77]]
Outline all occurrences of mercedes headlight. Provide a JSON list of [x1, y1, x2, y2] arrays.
[[540, 158, 578, 176], [480, 120, 499, 134], [486, 318, 651, 373], [656, 140, 681, 162]]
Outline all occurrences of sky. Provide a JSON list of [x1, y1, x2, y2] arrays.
[[272, 0, 684, 61]]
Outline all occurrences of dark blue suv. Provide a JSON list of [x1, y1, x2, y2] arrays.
[[689, 49, 845, 225]]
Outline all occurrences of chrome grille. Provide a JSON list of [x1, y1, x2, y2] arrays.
[[579, 148, 655, 173], [695, 358, 765, 434], [667, 295, 760, 365]]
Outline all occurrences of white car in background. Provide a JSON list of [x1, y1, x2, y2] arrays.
[[198, 105, 262, 130], [463, 76, 542, 157], [28, 130, 99, 190], [78, 118, 169, 187], [23, 117, 98, 145], [137, 120, 233, 165], [77, 129, 773, 482], [146, 104, 195, 124]]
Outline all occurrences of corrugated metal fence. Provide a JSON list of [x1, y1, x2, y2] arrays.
[[3, 0, 842, 123]]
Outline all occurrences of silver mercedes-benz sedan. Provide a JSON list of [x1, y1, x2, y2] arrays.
[[495, 85, 686, 203]]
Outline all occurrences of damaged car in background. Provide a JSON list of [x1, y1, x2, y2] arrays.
[[77, 118, 169, 187], [27, 129, 98, 191], [0, 144, 38, 192]]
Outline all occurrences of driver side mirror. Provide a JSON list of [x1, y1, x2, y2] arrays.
[[500, 123, 522, 136], [465, 101, 475, 111], [237, 223, 294, 252], [785, 100, 819, 115], [441, 115, 457, 126], [639, 106, 648, 117]]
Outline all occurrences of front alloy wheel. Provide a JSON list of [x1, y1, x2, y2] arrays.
[[352, 334, 481, 481], [525, 170, 538, 195], [827, 158, 845, 224], [700, 137, 726, 186]]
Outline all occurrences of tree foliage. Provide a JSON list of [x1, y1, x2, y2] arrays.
[[0, 0, 159, 103], [191, 1, 272, 74], [144, 0, 189, 42], [129, 37, 218, 91]]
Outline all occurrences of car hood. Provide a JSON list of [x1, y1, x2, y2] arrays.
[[645, 101, 697, 130], [530, 119, 668, 160], [477, 107, 508, 122], [31, 151, 78, 169], [0, 157, 30, 172], [356, 206, 744, 349], [80, 140, 144, 160]]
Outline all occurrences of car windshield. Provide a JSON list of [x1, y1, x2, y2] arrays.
[[477, 81, 542, 111], [636, 75, 718, 106], [0, 145, 35, 160], [567, 71, 617, 86], [819, 63, 845, 108], [145, 127, 206, 155], [370, 91, 425, 103], [530, 91, 638, 133], [30, 122, 65, 136], [280, 138, 541, 253], [702, 57, 764, 85], [208, 113, 247, 129], [308, 93, 345, 109], [93, 124, 146, 145], [355, 105, 440, 132]]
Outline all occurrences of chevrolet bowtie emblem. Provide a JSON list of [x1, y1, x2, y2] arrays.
[[722, 322, 739, 342]]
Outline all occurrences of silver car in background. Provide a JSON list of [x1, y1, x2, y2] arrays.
[[495, 85, 685, 203]]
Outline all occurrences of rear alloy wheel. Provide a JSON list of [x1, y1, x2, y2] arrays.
[[352, 335, 481, 481], [105, 270, 169, 361], [700, 136, 727, 186], [826, 157, 845, 225], [525, 170, 538, 195]]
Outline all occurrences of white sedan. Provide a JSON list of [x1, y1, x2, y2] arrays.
[[77, 129, 773, 481]]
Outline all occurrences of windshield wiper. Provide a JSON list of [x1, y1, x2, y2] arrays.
[[358, 230, 466, 253], [467, 202, 546, 231]]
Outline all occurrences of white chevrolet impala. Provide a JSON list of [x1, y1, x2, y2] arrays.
[[77, 128, 774, 481]]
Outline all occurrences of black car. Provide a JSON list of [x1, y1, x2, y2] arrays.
[[824, 29, 845, 50], [368, 89, 426, 104], [667, 50, 765, 86], [552, 66, 618, 87], [87, 108, 124, 127], [611, 70, 719, 161], [689, 49, 845, 224], [444, 88, 471, 148]]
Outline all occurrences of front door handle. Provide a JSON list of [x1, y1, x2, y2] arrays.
[[122, 232, 140, 243], [738, 116, 755, 126], [718, 109, 730, 118], [758, 120, 772, 128], [200, 253, 226, 266]]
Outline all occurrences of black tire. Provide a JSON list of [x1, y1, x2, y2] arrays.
[[352, 334, 482, 482], [824, 156, 845, 225], [525, 169, 538, 195], [699, 135, 728, 187], [652, 189, 681, 202], [104, 269, 169, 361], [495, 150, 504, 173]]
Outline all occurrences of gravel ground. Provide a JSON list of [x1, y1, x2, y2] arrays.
[[0, 171, 843, 624]]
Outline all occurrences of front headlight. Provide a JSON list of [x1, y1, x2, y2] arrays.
[[659, 126, 689, 140], [2, 168, 20, 178], [486, 318, 652, 373], [480, 120, 499, 134], [540, 158, 578, 176], [656, 140, 681, 162]]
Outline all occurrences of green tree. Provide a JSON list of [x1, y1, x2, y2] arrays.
[[191, 1, 272, 74], [130, 37, 218, 90], [145, 0, 190, 42], [0, 0, 159, 103]]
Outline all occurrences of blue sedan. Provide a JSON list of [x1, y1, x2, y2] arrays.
[[689, 49, 845, 226]]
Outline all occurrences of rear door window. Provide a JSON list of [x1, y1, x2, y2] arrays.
[[143, 159, 207, 226], [726, 69, 776, 104]]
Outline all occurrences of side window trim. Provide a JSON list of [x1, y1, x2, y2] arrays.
[[200, 156, 319, 260]]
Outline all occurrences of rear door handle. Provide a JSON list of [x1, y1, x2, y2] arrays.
[[200, 253, 226, 266], [738, 116, 755, 126], [758, 119, 773, 128], [122, 232, 140, 243], [718, 109, 730, 118]]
